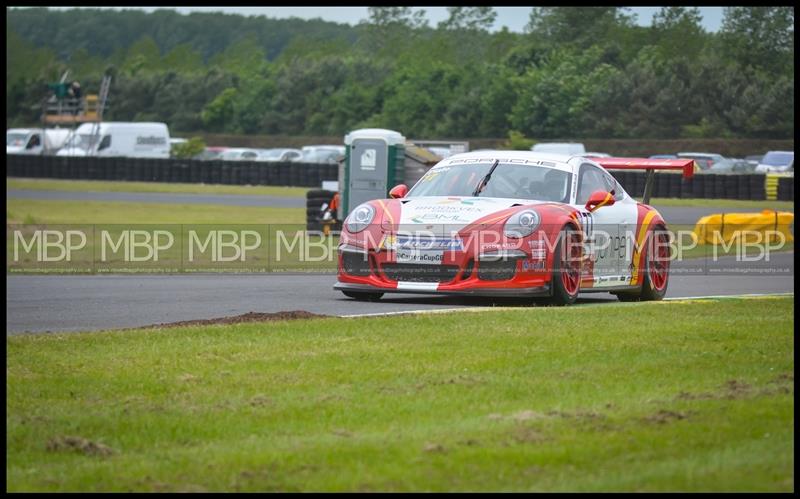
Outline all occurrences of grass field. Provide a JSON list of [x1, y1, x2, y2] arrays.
[[6, 199, 304, 225], [7, 177, 794, 211], [8, 177, 310, 198], [6, 296, 794, 492], [649, 197, 794, 211]]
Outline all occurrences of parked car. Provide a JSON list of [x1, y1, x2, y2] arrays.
[[193, 146, 229, 161], [300, 148, 344, 164], [531, 142, 586, 155], [302, 145, 345, 155], [732, 158, 758, 173], [744, 154, 764, 167], [755, 151, 794, 173], [676, 152, 727, 171], [258, 148, 303, 162], [219, 148, 265, 161]]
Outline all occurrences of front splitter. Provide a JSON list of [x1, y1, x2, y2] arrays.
[[334, 281, 551, 298]]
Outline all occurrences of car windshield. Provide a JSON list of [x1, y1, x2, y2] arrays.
[[63, 133, 96, 151], [407, 163, 572, 203], [761, 152, 793, 166], [7, 133, 28, 146]]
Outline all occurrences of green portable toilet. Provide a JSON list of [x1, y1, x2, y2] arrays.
[[342, 128, 405, 218]]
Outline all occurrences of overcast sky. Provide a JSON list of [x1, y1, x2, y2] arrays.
[[39, 6, 726, 32]]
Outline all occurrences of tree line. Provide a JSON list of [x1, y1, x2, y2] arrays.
[[6, 6, 794, 140]]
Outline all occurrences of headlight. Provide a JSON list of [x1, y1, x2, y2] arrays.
[[504, 209, 540, 239], [345, 203, 376, 233]]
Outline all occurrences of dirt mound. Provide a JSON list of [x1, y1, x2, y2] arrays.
[[46, 436, 115, 457], [142, 310, 328, 329]]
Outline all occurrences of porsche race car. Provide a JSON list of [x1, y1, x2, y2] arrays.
[[334, 151, 694, 305]]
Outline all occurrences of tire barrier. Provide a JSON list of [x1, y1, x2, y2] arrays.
[[306, 189, 342, 233], [605, 170, 784, 201], [777, 176, 794, 201], [765, 173, 794, 201], [6, 155, 339, 188], [7, 155, 791, 201]]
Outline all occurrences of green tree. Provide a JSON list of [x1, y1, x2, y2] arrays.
[[201, 87, 238, 132], [719, 7, 794, 74], [509, 48, 620, 139], [438, 7, 496, 31], [651, 7, 707, 61], [525, 7, 636, 49], [171, 136, 206, 158], [121, 36, 161, 76]]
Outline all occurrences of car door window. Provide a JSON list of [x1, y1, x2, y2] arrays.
[[577, 164, 611, 205], [27, 135, 41, 149], [98, 135, 111, 151]]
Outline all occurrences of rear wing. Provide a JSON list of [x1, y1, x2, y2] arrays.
[[593, 158, 697, 204]]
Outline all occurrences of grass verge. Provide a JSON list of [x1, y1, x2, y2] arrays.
[[650, 197, 794, 211], [6, 199, 304, 225], [7, 177, 310, 198], [6, 297, 794, 492]]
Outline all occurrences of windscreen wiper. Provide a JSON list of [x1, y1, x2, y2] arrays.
[[472, 159, 500, 197]]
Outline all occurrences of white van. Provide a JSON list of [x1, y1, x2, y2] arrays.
[[7, 128, 71, 155], [531, 142, 586, 155], [56, 122, 171, 158]]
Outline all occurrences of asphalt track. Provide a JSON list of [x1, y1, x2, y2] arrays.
[[6, 252, 794, 334], [6, 188, 794, 333]]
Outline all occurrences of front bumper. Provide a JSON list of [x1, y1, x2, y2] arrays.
[[334, 242, 554, 298]]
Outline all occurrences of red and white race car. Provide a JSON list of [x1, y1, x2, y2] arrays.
[[334, 151, 694, 305]]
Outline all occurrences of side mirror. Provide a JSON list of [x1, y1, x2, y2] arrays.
[[389, 184, 408, 199], [585, 190, 615, 213]]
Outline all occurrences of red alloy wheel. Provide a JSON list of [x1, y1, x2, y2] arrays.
[[560, 231, 582, 295], [648, 231, 670, 291]]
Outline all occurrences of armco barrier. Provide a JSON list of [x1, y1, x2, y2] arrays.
[[7, 155, 789, 199]]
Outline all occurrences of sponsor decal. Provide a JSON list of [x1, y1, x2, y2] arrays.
[[360, 148, 376, 169], [136, 136, 166, 146], [522, 259, 545, 271], [481, 241, 526, 251], [384, 234, 463, 251], [396, 249, 444, 265], [529, 240, 546, 249], [530, 248, 547, 259]]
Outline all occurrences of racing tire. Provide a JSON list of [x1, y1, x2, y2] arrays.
[[546, 227, 581, 306], [307, 189, 333, 198], [615, 227, 670, 302], [341, 290, 384, 301]]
